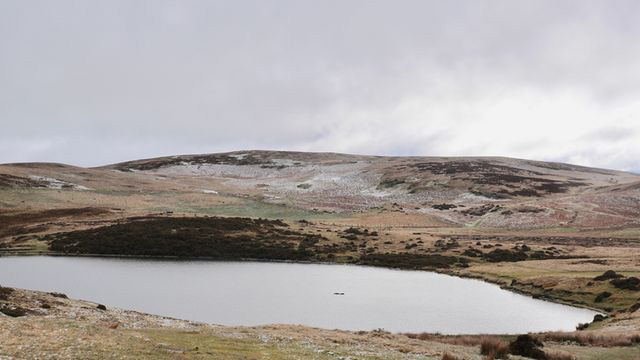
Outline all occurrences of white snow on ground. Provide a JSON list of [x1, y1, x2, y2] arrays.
[[228, 153, 248, 160], [454, 192, 505, 204], [146, 161, 467, 211], [28, 176, 91, 190], [201, 189, 218, 194]]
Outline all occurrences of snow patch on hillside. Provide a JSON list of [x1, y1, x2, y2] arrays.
[[29, 176, 90, 190]]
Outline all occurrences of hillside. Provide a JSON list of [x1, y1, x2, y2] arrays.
[[2, 151, 640, 229]]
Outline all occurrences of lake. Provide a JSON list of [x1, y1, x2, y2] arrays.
[[0, 256, 598, 334]]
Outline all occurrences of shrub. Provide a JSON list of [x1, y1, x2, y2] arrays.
[[0, 305, 27, 317], [441, 352, 461, 360], [480, 337, 509, 359], [593, 270, 622, 281], [576, 323, 589, 330], [509, 335, 546, 360], [482, 248, 528, 262], [627, 302, 640, 313], [0, 286, 14, 301], [594, 291, 612, 303], [49, 292, 68, 299], [359, 253, 466, 270], [610, 277, 640, 291]]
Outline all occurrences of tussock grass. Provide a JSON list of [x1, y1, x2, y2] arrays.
[[541, 331, 640, 347], [544, 351, 575, 360], [480, 337, 509, 359], [441, 352, 461, 360]]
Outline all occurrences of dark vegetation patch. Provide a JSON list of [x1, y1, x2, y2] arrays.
[[0, 285, 14, 301], [594, 270, 623, 281], [434, 239, 460, 250], [359, 253, 467, 270], [432, 204, 457, 210], [49, 292, 68, 299], [592, 314, 607, 322], [516, 206, 545, 213], [462, 248, 483, 257], [0, 304, 27, 317], [47, 217, 327, 261], [114, 153, 278, 171], [442, 235, 640, 248], [460, 204, 502, 216], [481, 247, 576, 263], [343, 227, 377, 237], [482, 248, 529, 262], [407, 160, 541, 176], [609, 277, 640, 291], [0, 173, 48, 188], [509, 335, 546, 360], [469, 190, 511, 199], [401, 160, 588, 197], [627, 302, 640, 313], [594, 291, 612, 303], [503, 189, 542, 197], [525, 160, 616, 175], [377, 178, 405, 189]]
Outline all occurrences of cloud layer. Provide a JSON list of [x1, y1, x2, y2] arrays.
[[1, 0, 639, 171]]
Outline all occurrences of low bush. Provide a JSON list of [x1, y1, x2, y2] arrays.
[[627, 302, 640, 313], [594, 291, 612, 303], [359, 253, 466, 270], [0, 286, 14, 301], [482, 248, 528, 262], [593, 270, 622, 281], [48, 217, 325, 261], [441, 352, 461, 360], [49, 292, 68, 299], [610, 277, 640, 291], [0, 305, 27, 317], [509, 335, 546, 359], [480, 337, 509, 359]]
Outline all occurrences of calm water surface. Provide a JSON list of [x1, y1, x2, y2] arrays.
[[0, 256, 598, 334]]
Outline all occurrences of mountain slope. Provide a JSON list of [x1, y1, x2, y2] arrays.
[[2, 150, 640, 228]]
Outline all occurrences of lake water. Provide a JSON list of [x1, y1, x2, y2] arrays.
[[0, 256, 598, 334]]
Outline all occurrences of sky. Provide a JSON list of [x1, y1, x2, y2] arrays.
[[1, 0, 639, 171]]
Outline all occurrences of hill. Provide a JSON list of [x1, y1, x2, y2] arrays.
[[2, 150, 639, 229]]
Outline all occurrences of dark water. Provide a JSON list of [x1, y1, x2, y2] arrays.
[[0, 256, 598, 334]]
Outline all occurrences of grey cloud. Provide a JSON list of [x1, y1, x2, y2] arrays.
[[1, 0, 639, 169]]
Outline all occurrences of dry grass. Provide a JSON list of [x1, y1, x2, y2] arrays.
[[541, 331, 640, 347], [405, 333, 509, 347], [441, 352, 461, 360], [479, 337, 509, 359], [545, 351, 575, 360]]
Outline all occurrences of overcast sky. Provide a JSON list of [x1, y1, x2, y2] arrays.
[[1, 1, 639, 171]]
